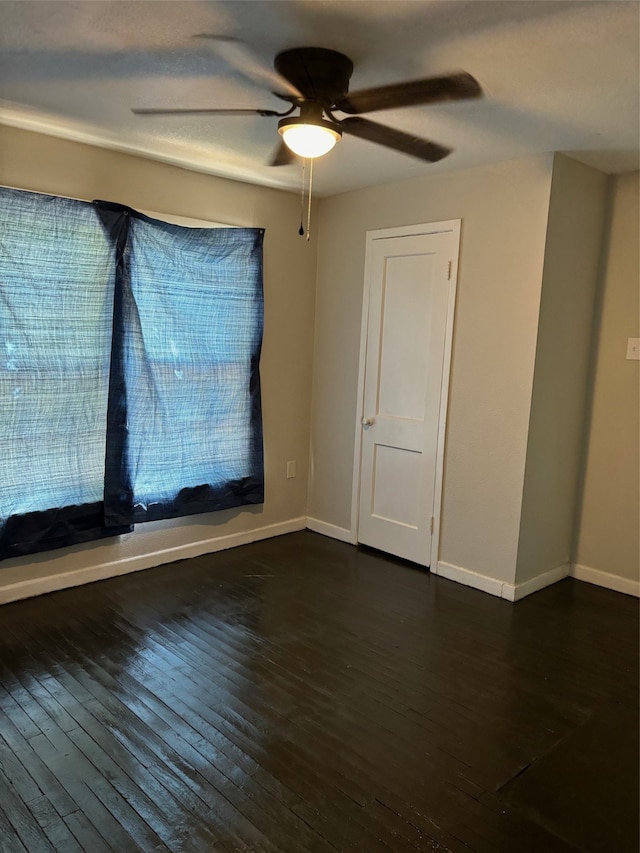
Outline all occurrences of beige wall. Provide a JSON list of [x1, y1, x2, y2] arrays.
[[574, 171, 640, 585], [2, 126, 633, 602], [309, 156, 555, 585], [516, 156, 609, 584], [0, 126, 317, 600]]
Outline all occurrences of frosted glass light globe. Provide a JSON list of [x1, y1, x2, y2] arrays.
[[279, 122, 341, 158]]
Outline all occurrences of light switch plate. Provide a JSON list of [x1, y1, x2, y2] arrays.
[[626, 338, 640, 360]]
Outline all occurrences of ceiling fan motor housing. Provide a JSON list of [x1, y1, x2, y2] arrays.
[[274, 48, 354, 105], [132, 40, 481, 166]]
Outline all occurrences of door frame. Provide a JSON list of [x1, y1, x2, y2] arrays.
[[350, 219, 461, 569]]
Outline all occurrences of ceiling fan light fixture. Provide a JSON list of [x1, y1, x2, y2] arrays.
[[278, 116, 342, 158]]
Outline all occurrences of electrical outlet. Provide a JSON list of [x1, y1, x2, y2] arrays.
[[626, 338, 640, 360], [286, 460, 296, 479]]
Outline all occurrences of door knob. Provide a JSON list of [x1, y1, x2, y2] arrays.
[[361, 416, 375, 426]]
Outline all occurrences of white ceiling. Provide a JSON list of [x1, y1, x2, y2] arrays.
[[1, 0, 638, 196]]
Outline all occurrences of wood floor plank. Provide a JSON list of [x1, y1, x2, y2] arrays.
[[62, 810, 113, 853], [29, 664, 220, 850], [0, 530, 637, 853], [23, 729, 159, 852], [31, 639, 285, 851], [0, 802, 29, 853], [104, 639, 460, 848], [0, 705, 79, 819], [26, 794, 85, 853], [0, 729, 44, 804], [0, 775, 56, 852]]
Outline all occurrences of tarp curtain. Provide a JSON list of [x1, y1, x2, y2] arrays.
[[98, 203, 265, 525], [0, 187, 264, 561]]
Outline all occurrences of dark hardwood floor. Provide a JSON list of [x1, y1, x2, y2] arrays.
[[0, 530, 637, 852]]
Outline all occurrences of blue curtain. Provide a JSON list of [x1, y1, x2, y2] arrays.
[[0, 189, 264, 561], [97, 203, 265, 525], [0, 189, 131, 557]]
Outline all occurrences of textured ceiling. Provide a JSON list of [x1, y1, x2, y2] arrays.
[[0, 0, 638, 196]]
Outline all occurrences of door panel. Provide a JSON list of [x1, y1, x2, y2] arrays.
[[371, 444, 421, 527], [377, 254, 433, 420], [357, 228, 457, 566]]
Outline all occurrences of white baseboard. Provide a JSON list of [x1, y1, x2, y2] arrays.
[[434, 560, 570, 601], [571, 563, 640, 598], [434, 560, 506, 598], [306, 517, 354, 544], [0, 517, 307, 605], [9, 519, 635, 607], [504, 564, 570, 602]]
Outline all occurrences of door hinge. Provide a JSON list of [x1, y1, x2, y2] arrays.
[[447, 261, 452, 280], [430, 516, 435, 535]]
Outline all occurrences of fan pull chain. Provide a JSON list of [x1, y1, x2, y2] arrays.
[[306, 158, 314, 242], [299, 158, 306, 236], [297, 158, 314, 240]]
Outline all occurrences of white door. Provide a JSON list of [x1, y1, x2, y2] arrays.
[[355, 221, 460, 567]]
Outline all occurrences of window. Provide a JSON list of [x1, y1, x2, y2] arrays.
[[0, 188, 264, 560]]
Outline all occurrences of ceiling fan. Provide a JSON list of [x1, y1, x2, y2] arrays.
[[133, 38, 483, 166]]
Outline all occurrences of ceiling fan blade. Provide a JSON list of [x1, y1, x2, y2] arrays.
[[132, 107, 283, 116], [339, 117, 451, 162], [268, 141, 297, 167], [194, 35, 302, 99], [335, 72, 482, 115]]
